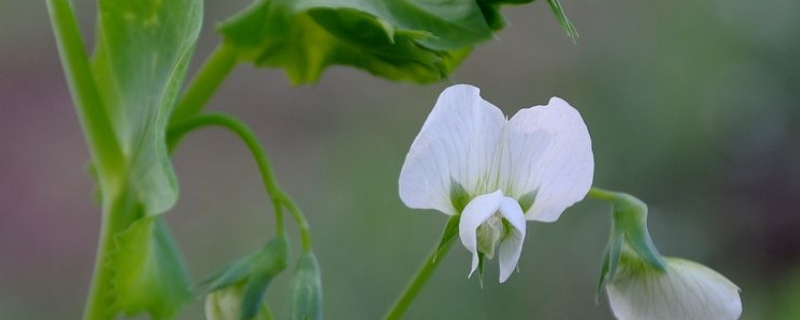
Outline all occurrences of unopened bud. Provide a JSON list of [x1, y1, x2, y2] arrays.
[[289, 252, 323, 320]]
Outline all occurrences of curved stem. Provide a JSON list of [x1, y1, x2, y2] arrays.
[[168, 113, 314, 251], [587, 187, 618, 202], [383, 236, 456, 320], [170, 44, 238, 125]]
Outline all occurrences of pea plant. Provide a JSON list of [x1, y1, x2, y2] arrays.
[[46, 0, 742, 319]]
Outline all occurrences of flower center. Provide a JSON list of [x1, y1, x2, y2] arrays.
[[476, 214, 509, 259]]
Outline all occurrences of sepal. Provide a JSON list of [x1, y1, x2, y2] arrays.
[[597, 192, 666, 292], [202, 236, 289, 320], [288, 252, 323, 320], [433, 215, 460, 263]]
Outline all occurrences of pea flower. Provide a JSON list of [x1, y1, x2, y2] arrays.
[[606, 255, 742, 320], [399, 84, 594, 282]]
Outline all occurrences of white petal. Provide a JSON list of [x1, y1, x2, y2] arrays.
[[503, 97, 594, 222], [459, 191, 503, 277], [606, 258, 742, 320], [399, 84, 506, 215], [497, 197, 526, 283]]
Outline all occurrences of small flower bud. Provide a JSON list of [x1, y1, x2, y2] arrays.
[[202, 236, 288, 320], [205, 285, 245, 320], [204, 284, 274, 320], [289, 252, 323, 320]]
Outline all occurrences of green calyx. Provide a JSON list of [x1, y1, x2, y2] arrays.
[[289, 252, 324, 320], [450, 180, 472, 214], [593, 189, 667, 294], [203, 236, 289, 320]]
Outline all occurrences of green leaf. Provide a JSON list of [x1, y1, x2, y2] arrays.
[[218, 0, 521, 84], [108, 216, 192, 320], [476, 0, 534, 30], [92, 0, 202, 215], [545, 0, 578, 42]]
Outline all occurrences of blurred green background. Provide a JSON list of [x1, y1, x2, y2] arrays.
[[1, 0, 799, 319]]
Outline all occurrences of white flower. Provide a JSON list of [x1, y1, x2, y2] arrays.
[[606, 257, 743, 320], [399, 84, 594, 282]]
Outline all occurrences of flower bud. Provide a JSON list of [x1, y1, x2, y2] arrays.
[[203, 236, 288, 320], [606, 252, 742, 320], [289, 252, 323, 320], [204, 285, 274, 320]]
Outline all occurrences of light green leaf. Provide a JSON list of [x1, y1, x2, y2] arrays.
[[92, 0, 202, 215], [218, 0, 525, 84], [108, 216, 192, 320]]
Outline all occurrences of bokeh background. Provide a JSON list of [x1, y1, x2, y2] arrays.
[[1, 0, 799, 319]]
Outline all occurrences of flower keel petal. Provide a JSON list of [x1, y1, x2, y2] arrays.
[[459, 191, 504, 277]]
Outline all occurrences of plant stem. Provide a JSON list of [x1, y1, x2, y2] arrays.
[[82, 187, 140, 320], [170, 44, 238, 125], [45, 0, 123, 185], [587, 187, 618, 202], [168, 113, 314, 251], [383, 236, 456, 320], [46, 1, 128, 319]]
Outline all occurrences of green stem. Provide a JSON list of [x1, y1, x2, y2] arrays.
[[45, 0, 123, 185], [383, 236, 456, 320], [168, 113, 314, 251], [82, 187, 140, 320], [587, 187, 618, 202], [46, 2, 128, 319], [170, 44, 238, 125]]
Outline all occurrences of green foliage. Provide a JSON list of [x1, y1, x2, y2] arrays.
[[219, 0, 573, 84], [289, 252, 323, 320], [92, 0, 202, 215], [107, 216, 192, 320], [84, 0, 203, 318]]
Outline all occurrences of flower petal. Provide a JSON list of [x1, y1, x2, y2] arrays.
[[498, 197, 526, 283], [399, 84, 506, 215], [606, 258, 742, 320], [459, 191, 504, 277], [503, 97, 594, 222]]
